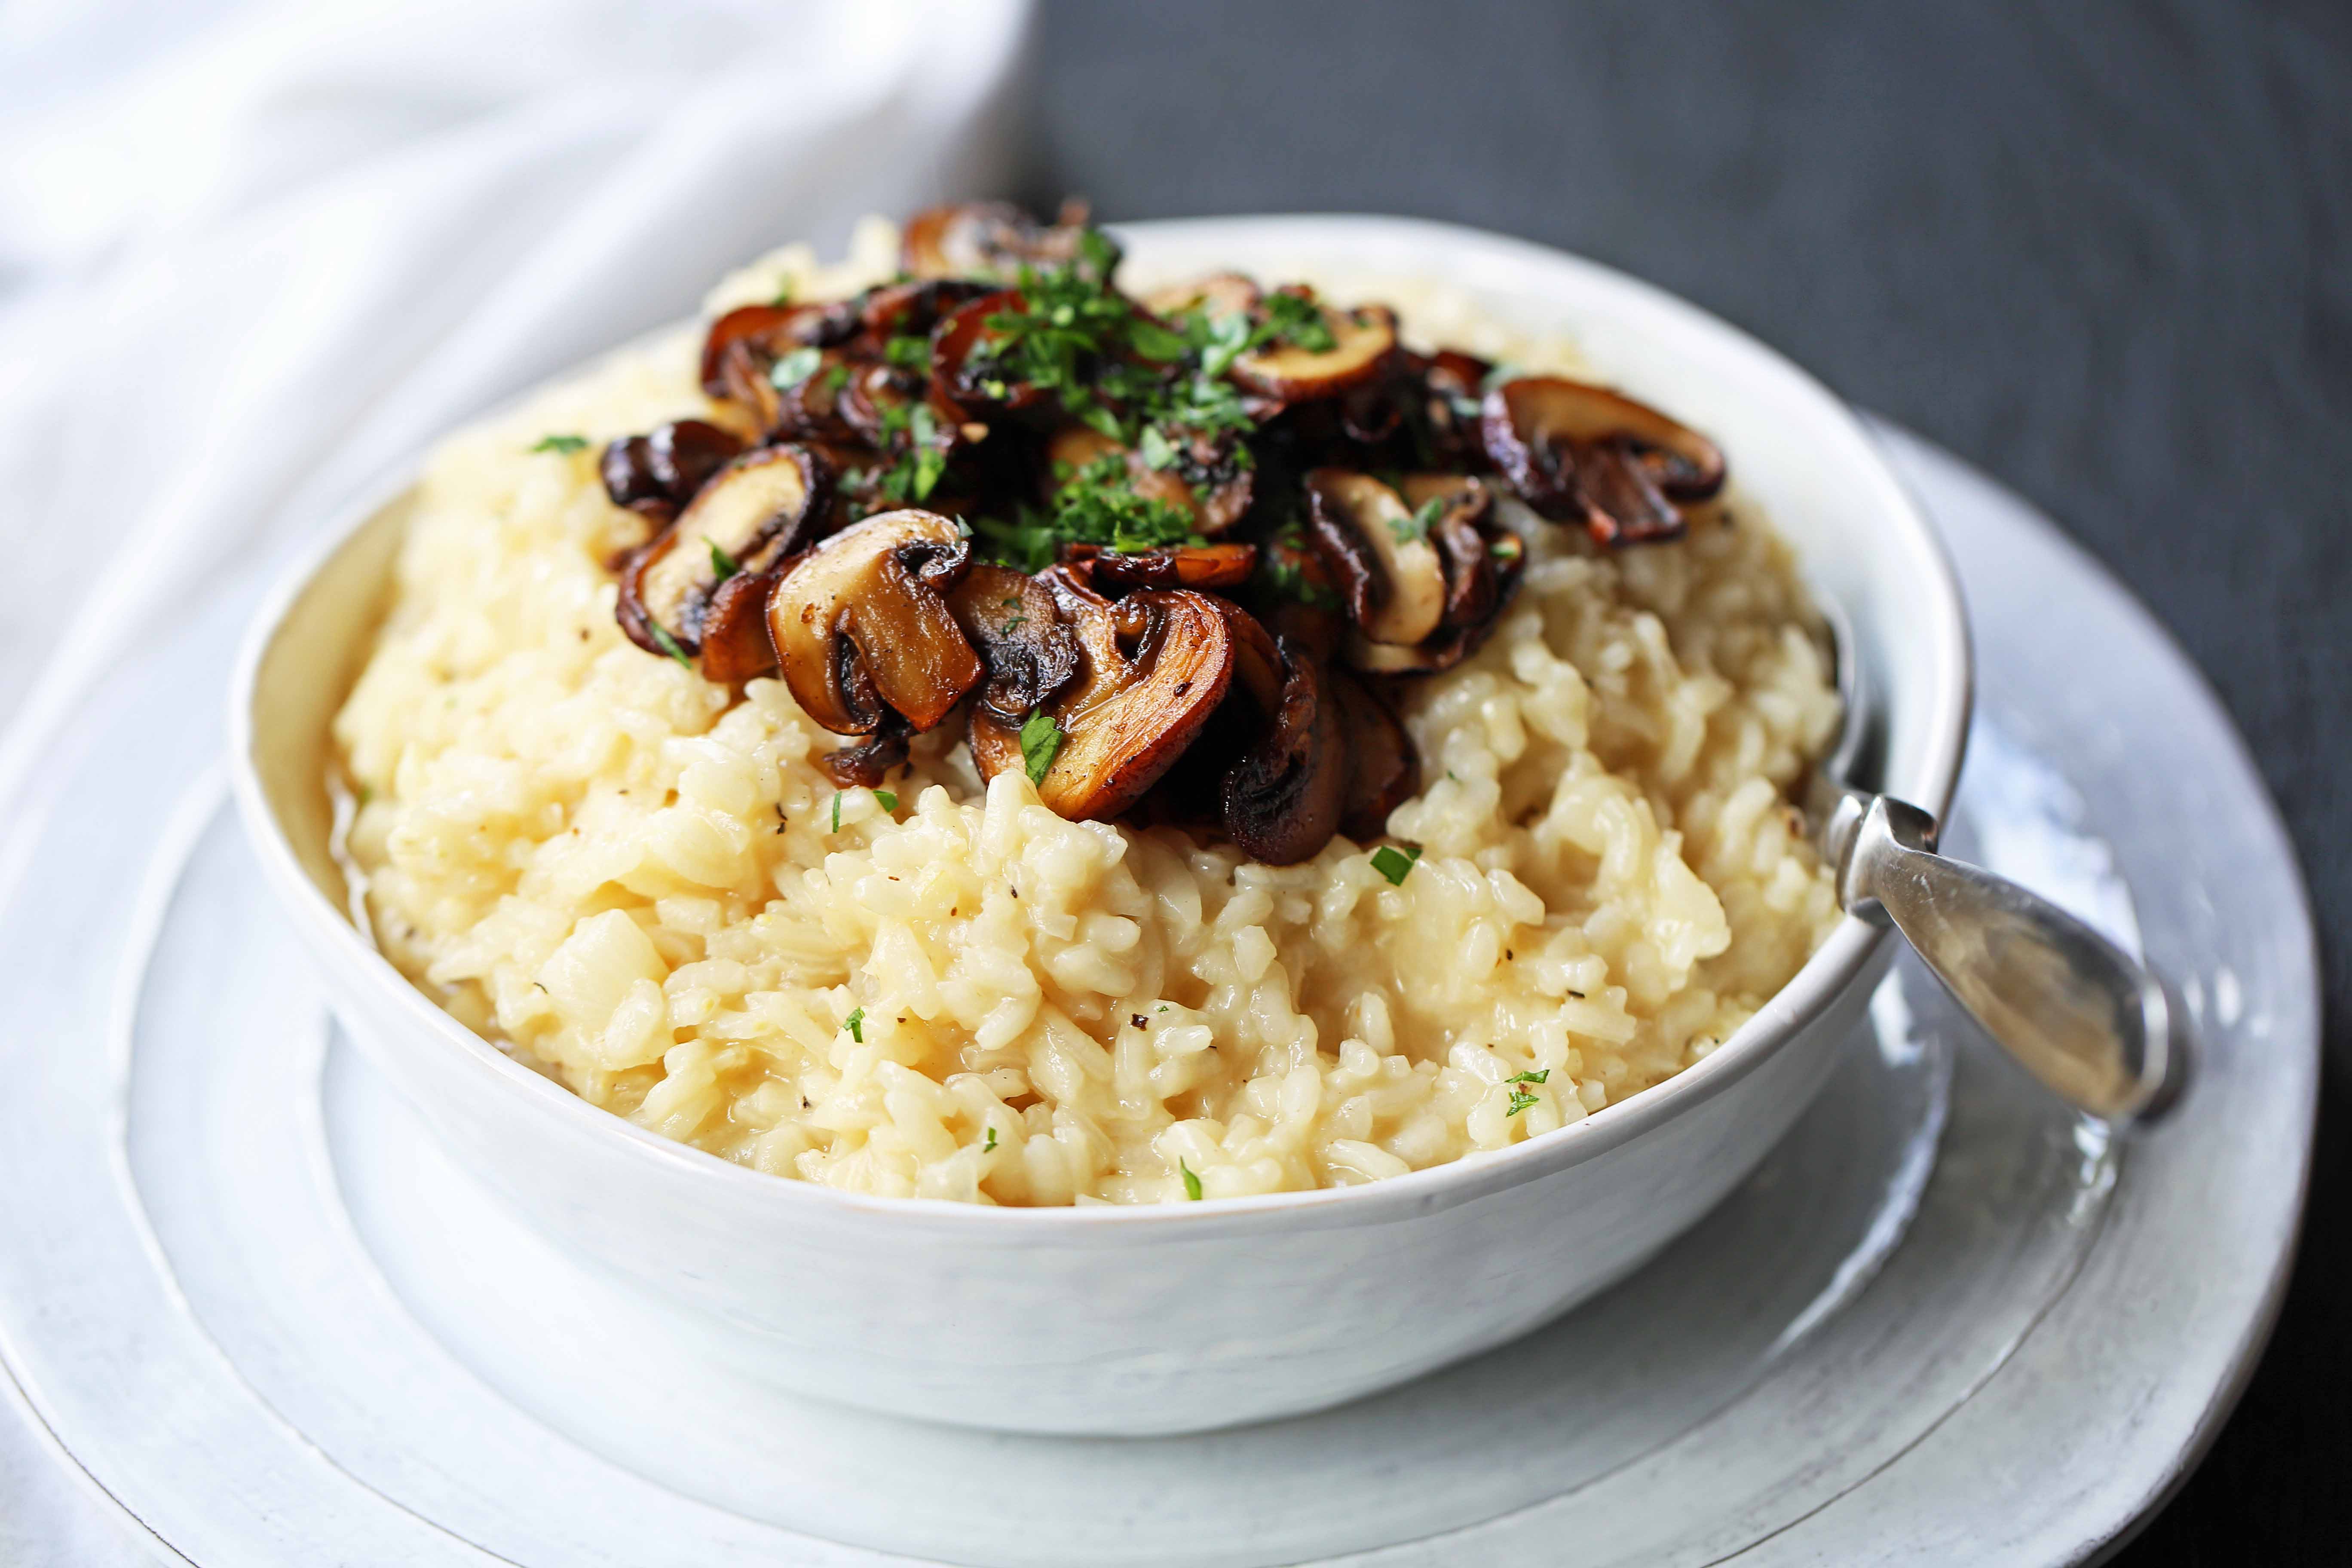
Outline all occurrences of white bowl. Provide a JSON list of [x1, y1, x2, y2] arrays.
[[229, 215, 1969, 1437]]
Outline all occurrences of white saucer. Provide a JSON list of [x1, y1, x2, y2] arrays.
[[0, 426, 2317, 1566]]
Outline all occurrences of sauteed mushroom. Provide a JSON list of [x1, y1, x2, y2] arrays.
[[767, 509, 983, 734], [700, 300, 857, 433], [901, 200, 1106, 282], [947, 564, 1081, 725], [969, 588, 1234, 820], [819, 719, 911, 789], [1066, 541, 1258, 593], [600, 419, 744, 518], [1480, 376, 1725, 545], [1221, 637, 1348, 864], [1231, 296, 1398, 404], [1398, 473, 1501, 631], [1329, 669, 1419, 839], [1142, 271, 1262, 328], [617, 446, 825, 678], [1302, 469, 1446, 647]]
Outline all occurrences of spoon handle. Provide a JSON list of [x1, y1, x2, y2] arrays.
[[1825, 793, 2190, 1124]]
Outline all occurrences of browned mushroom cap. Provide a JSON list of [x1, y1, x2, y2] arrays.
[[600, 419, 743, 513], [929, 288, 1048, 416], [968, 590, 1234, 820], [1329, 668, 1420, 840], [1141, 272, 1261, 322], [1302, 469, 1447, 647], [1480, 376, 1725, 545], [946, 564, 1081, 726], [900, 201, 1105, 281], [618, 447, 826, 672], [1231, 297, 1399, 404], [767, 509, 983, 734], [1072, 541, 1259, 593], [819, 718, 911, 789], [700, 301, 857, 432], [1221, 637, 1350, 865]]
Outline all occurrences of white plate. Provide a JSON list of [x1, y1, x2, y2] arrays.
[[0, 426, 2316, 1566]]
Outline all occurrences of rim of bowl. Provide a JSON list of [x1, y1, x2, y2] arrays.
[[227, 213, 1971, 1235]]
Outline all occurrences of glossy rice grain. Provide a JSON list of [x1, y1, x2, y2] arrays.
[[331, 220, 1844, 1205]]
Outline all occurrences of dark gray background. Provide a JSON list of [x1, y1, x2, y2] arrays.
[[1026, 2, 2349, 1560]]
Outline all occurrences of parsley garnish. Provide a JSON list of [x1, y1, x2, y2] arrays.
[[1259, 289, 1337, 352], [830, 793, 842, 832], [875, 789, 897, 812], [707, 540, 741, 581], [768, 346, 822, 390], [1019, 708, 1063, 785], [844, 1007, 864, 1043], [1507, 1088, 1540, 1116], [974, 453, 1201, 571], [883, 333, 932, 370], [770, 279, 795, 306], [1136, 424, 1179, 470], [1180, 1160, 1203, 1200], [646, 622, 694, 671], [1390, 496, 1446, 545], [983, 1127, 997, 1153], [1507, 1070, 1550, 1085], [530, 434, 588, 454], [1370, 843, 1423, 885]]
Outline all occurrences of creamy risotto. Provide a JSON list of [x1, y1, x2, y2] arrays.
[[333, 217, 1842, 1205]]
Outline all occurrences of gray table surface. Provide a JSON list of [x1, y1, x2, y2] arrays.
[[1027, 2, 2349, 1561]]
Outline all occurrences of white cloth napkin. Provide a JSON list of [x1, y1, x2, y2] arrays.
[[0, 0, 1029, 1556]]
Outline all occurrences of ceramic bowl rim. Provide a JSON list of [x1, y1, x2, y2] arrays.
[[227, 212, 1972, 1236]]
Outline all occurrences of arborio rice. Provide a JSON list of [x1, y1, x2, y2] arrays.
[[333, 220, 1844, 1206]]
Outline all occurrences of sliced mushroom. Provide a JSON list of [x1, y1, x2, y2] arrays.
[[1480, 376, 1725, 545], [819, 718, 910, 788], [1398, 473, 1500, 630], [968, 589, 1234, 820], [617, 447, 825, 674], [946, 564, 1081, 725], [929, 288, 1047, 416], [1302, 469, 1447, 647], [1222, 637, 1349, 865], [1329, 668, 1419, 840], [1142, 272, 1261, 322], [700, 300, 856, 432], [600, 419, 743, 513], [900, 201, 1106, 282], [767, 509, 982, 734], [1231, 296, 1398, 404], [1342, 528, 1525, 677], [1070, 540, 1258, 593]]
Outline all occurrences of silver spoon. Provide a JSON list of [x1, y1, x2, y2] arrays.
[[1810, 595, 2190, 1125]]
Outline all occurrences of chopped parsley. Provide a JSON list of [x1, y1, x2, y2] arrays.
[[1506, 1088, 1540, 1117], [530, 434, 588, 454], [874, 401, 947, 505], [983, 1127, 998, 1153], [1506, 1069, 1550, 1086], [830, 792, 842, 832], [1258, 288, 1337, 352], [1136, 423, 1179, 470], [1370, 843, 1423, 886], [770, 279, 795, 306], [1019, 708, 1063, 785], [646, 622, 694, 671], [1180, 1160, 1203, 1200], [1390, 495, 1446, 545], [768, 346, 822, 390], [875, 789, 898, 812], [707, 540, 742, 581], [883, 332, 932, 370], [843, 1006, 864, 1043], [974, 453, 1201, 571]]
